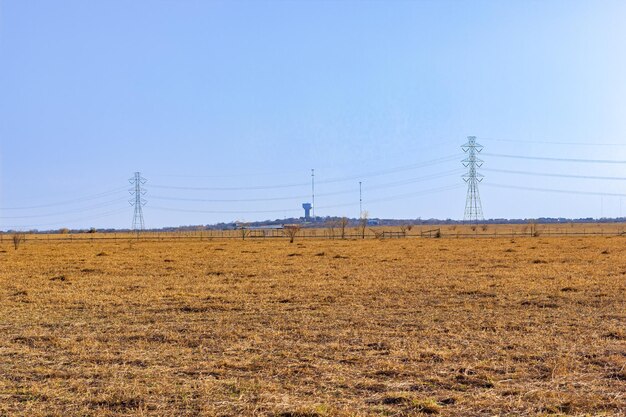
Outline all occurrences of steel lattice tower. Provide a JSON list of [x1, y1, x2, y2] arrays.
[[462, 136, 484, 223], [129, 172, 147, 230]]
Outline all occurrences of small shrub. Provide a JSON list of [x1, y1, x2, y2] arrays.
[[325, 220, 336, 239], [358, 211, 369, 239], [528, 220, 540, 237], [12, 233, 25, 250], [339, 217, 349, 239], [283, 225, 301, 243]]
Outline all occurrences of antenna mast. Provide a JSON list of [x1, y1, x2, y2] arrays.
[[311, 168, 315, 220], [359, 181, 362, 218]]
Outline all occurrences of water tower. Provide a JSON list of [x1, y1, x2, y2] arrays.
[[302, 203, 312, 221]]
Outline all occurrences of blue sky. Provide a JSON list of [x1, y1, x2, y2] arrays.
[[1, 0, 626, 230]]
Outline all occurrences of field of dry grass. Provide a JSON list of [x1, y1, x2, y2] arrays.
[[1, 234, 625, 416]]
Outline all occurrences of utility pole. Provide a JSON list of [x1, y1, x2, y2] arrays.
[[129, 172, 147, 230], [311, 168, 315, 220], [359, 181, 362, 218], [462, 136, 484, 223]]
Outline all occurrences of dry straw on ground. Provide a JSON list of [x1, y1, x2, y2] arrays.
[[0, 235, 624, 416]]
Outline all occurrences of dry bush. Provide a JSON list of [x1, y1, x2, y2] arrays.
[[237, 222, 250, 240], [283, 224, 301, 243], [12, 233, 25, 250], [529, 220, 540, 237], [325, 220, 336, 239], [358, 211, 369, 239], [399, 223, 414, 235], [339, 217, 349, 239]]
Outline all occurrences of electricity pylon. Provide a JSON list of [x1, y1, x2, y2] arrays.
[[129, 172, 147, 230], [462, 136, 484, 223]]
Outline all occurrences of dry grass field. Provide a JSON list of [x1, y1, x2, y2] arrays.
[[1, 234, 625, 416]]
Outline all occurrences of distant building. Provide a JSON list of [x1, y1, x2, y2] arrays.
[[302, 203, 312, 221]]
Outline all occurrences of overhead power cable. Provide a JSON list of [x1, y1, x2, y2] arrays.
[[316, 184, 464, 210], [0, 187, 127, 210], [150, 194, 310, 203], [151, 168, 308, 179], [152, 183, 461, 215], [483, 168, 626, 181], [483, 152, 626, 164], [0, 198, 129, 219], [149, 169, 464, 204], [318, 155, 460, 184], [484, 183, 626, 198], [150, 154, 460, 192], [481, 137, 626, 147], [150, 182, 308, 192], [318, 169, 464, 197], [149, 206, 302, 215], [150, 138, 460, 179], [2, 207, 129, 230]]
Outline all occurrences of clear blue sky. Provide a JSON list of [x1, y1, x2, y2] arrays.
[[2, 0, 626, 230]]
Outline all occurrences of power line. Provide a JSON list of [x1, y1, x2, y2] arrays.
[[150, 182, 309, 192], [150, 194, 310, 203], [0, 187, 127, 210], [0, 198, 128, 219], [484, 183, 626, 198], [0, 166, 463, 227], [365, 184, 463, 205], [151, 183, 462, 215], [484, 152, 626, 164], [150, 206, 302, 215], [315, 184, 463, 209], [316, 169, 463, 198], [481, 137, 626, 147], [2, 207, 129, 230], [151, 168, 306, 179], [148, 169, 463, 204], [149, 154, 460, 192], [148, 139, 461, 179], [365, 169, 463, 191], [483, 168, 626, 181], [318, 155, 460, 184]]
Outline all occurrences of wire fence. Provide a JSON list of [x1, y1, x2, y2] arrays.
[[2, 225, 625, 244]]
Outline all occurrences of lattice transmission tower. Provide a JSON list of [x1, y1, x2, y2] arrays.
[[129, 172, 147, 230], [462, 136, 484, 223]]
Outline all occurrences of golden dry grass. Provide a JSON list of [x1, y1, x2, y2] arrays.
[[1, 235, 625, 416]]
